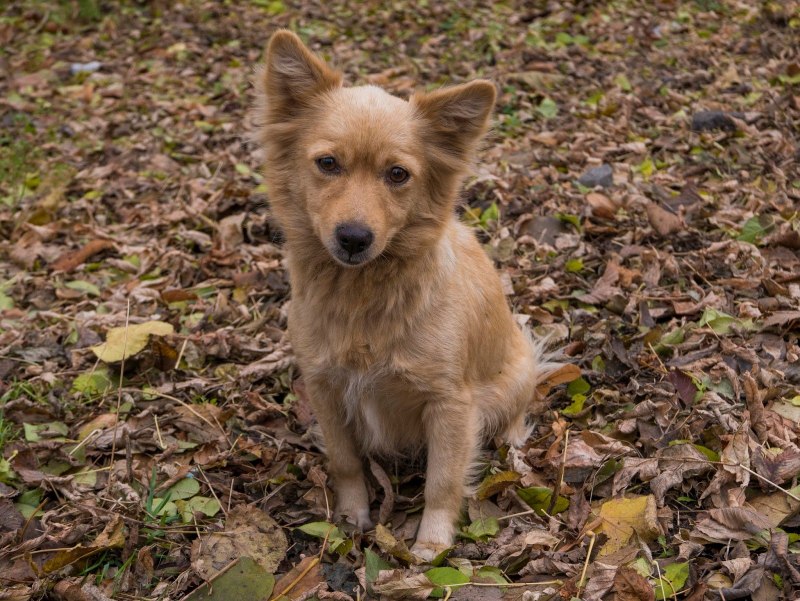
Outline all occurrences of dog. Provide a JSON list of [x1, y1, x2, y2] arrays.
[[256, 30, 557, 560]]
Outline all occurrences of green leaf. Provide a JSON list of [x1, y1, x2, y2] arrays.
[[297, 520, 351, 552], [480, 202, 500, 227], [183, 556, 275, 601], [296, 521, 342, 539], [72, 469, 97, 487], [517, 487, 569, 516], [475, 565, 508, 584], [615, 73, 632, 92], [737, 215, 774, 244], [15, 489, 43, 518], [694, 444, 720, 461], [636, 157, 655, 179], [235, 163, 253, 177], [567, 377, 590, 398], [151, 498, 178, 517], [698, 308, 755, 335], [0, 456, 17, 484], [0, 290, 13, 310], [64, 279, 101, 297], [561, 394, 586, 416], [537, 98, 558, 119], [425, 567, 470, 598], [556, 212, 582, 231], [165, 477, 200, 501], [178, 496, 221, 522], [24, 422, 68, 442], [71, 368, 114, 396], [461, 517, 500, 542], [653, 562, 689, 600], [565, 258, 583, 273], [364, 548, 393, 584], [477, 471, 521, 500]]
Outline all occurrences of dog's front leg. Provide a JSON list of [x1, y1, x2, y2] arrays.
[[411, 394, 477, 561], [304, 379, 372, 530]]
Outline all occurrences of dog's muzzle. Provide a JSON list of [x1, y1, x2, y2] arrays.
[[334, 222, 374, 265]]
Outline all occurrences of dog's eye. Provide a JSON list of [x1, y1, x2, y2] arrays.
[[387, 166, 409, 185], [316, 156, 339, 173]]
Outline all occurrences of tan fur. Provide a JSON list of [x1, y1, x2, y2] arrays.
[[256, 30, 557, 559]]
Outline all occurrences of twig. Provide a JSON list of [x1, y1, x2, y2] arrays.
[[719, 461, 800, 502], [110, 298, 132, 460], [548, 428, 569, 515], [153, 414, 164, 449], [196, 466, 228, 519], [577, 531, 596, 597], [269, 557, 320, 601]]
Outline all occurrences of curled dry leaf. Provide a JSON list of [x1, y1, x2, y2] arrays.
[[690, 507, 772, 544], [51, 239, 115, 273], [371, 570, 434, 600], [190, 505, 287, 580], [644, 201, 683, 237]]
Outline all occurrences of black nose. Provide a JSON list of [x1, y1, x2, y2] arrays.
[[335, 223, 374, 256]]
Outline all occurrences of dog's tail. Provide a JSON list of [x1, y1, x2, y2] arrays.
[[502, 329, 569, 447]]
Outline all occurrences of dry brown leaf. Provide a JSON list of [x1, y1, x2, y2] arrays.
[[375, 523, 418, 564], [613, 566, 655, 601], [51, 239, 115, 272], [644, 202, 683, 237], [690, 507, 771, 543], [372, 570, 433, 600], [587, 192, 619, 220], [701, 424, 751, 501], [190, 505, 287, 580], [272, 556, 324, 601]]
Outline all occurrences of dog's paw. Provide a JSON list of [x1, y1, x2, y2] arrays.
[[333, 475, 372, 530], [335, 503, 373, 531], [410, 540, 449, 562]]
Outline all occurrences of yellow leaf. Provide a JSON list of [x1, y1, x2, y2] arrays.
[[595, 495, 660, 556], [77, 412, 118, 441], [91, 320, 174, 363], [375, 523, 419, 564]]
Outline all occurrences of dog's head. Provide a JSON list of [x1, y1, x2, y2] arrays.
[[257, 30, 496, 267]]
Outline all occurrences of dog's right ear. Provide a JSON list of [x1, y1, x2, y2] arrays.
[[262, 30, 342, 119]]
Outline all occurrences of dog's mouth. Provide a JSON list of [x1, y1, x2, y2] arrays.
[[330, 246, 373, 267]]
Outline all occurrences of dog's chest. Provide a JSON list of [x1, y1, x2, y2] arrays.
[[338, 365, 427, 454]]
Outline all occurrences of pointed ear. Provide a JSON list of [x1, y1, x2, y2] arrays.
[[262, 30, 342, 120], [411, 80, 496, 163]]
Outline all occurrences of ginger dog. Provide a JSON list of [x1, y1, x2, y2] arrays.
[[256, 30, 555, 559]]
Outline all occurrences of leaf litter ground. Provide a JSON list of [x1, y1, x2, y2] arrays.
[[1, 1, 800, 600]]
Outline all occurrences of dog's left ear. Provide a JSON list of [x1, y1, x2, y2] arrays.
[[262, 30, 342, 120], [412, 80, 496, 162]]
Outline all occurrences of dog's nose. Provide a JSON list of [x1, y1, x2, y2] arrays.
[[335, 223, 374, 255]]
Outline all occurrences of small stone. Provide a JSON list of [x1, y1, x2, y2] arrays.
[[691, 110, 738, 132], [69, 61, 102, 75], [577, 164, 614, 188], [524, 216, 568, 246]]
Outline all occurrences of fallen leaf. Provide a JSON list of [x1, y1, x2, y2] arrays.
[[644, 202, 683, 237], [182, 556, 275, 601], [613, 566, 655, 601], [191, 505, 287, 579], [51, 239, 114, 272], [91, 320, 175, 363], [372, 569, 434, 600], [595, 495, 661, 556], [690, 507, 771, 543]]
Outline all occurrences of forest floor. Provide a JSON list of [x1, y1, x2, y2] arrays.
[[1, 1, 800, 600]]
